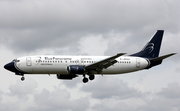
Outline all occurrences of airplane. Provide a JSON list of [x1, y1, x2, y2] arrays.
[[4, 30, 176, 83]]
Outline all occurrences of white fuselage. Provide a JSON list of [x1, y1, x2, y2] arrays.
[[14, 55, 149, 75]]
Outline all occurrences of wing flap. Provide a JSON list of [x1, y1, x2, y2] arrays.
[[85, 53, 126, 73], [101, 59, 117, 69]]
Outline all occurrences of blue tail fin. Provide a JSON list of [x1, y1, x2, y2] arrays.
[[130, 30, 164, 58]]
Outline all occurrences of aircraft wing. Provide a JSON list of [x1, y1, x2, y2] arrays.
[[85, 53, 126, 73]]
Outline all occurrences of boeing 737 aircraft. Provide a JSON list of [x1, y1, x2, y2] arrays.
[[4, 30, 176, 83]]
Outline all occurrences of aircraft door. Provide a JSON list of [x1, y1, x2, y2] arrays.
[[26, 57, 32, 66], [136, 58, 140, 68]]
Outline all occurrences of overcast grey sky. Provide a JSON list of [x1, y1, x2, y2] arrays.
[[0, 0, 180, 111]]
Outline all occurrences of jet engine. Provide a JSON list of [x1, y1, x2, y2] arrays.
[[67, 65, 85, 74]]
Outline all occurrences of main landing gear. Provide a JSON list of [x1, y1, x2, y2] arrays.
[[82, 74, 95, 83], [83, 77, 88, 83]]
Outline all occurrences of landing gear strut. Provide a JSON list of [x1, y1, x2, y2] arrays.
[[82, 74, 88, 83]]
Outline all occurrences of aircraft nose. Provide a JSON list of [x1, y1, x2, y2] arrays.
[[4, 62, 17, 72]]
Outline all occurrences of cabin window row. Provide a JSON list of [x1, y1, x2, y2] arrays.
[[35, 61, 96, 63], [35, 60, 131, 64], [36, 61, 63, 63], [118, 61, 131, 64]]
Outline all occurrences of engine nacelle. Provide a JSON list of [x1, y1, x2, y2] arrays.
[[56, 74, 77, 80], [67, 65, 85, 74]]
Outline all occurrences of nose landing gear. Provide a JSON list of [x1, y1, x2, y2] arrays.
[[21, 76, 25, 81], [15, 72, 25, 81]]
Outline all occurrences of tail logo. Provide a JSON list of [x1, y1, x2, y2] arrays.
[[144, 43, 154, 54]]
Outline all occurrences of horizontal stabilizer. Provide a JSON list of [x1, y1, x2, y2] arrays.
[[145, 53, 176, 69], [150, 53, 176, 62]]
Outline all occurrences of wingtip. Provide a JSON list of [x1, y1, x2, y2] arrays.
[[169, 53, 177, 56]]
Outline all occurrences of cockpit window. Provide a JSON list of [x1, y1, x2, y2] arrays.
[[12, 59, 20, 62]]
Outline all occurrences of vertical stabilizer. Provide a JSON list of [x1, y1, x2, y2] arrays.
[[130, 30, 164, 58]]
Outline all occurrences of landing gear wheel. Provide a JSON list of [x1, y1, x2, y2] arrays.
[[89, 75, 95, 80], [83, 77, 88, 83], [21, 76, 25, 81]]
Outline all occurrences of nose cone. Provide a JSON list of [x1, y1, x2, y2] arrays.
[[4, 62, 17, 72]]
